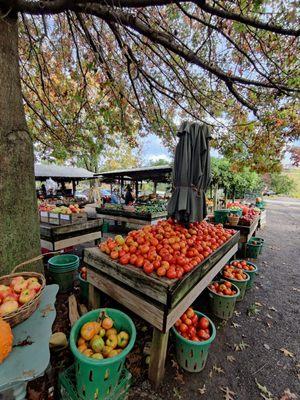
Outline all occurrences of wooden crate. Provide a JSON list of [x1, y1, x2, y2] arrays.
[[39, 211, 87, 225], [84, 231, 240, 332], [96, 207, 167, 221]]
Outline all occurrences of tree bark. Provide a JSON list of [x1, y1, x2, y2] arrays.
[[0, 14, 43, 274]]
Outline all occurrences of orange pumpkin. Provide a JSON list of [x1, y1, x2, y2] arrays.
[[0, 318, 13, 363]]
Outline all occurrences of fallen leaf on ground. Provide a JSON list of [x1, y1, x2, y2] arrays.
[[234, 341, 250, 351], [231, 322, 241, 328], [220, 386, 236, 400], [171, 359, 179, 369], [175, 370, 185, 384], [255, 302, 263, 307], [266, 313, 273, 319], [279, 389, 298, 400], [268, 306, 278, 312], [255, 378, 274, 400], [264, 344, 270, 350], [227, 355, 236, 363], [198, 384, 206, 395], [292, 287, 300, 293], [280, 348, 294, 358], [213, 365, 225, 374], [173, 387, 182, 399], [234, 311, 241, 316], [209, 369, 213, 378]]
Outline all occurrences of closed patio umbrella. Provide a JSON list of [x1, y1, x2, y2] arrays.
[[167, 121, 212, 224]]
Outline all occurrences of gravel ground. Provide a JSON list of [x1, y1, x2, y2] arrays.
[[128, 200, 300, 400], [25, 200, 300, 400]]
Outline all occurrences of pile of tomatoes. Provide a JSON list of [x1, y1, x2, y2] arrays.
[[208, 280, 237, 296], [174, 307, 211, 342], [230, 260, 255, 272], [223, 265, 248, 281], [99, 219, 233, 280]]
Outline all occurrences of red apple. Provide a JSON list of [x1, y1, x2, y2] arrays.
[[10, 276, 25, 288], [19, 289, 36, 304], [26, 277, 38, 286], [0, 300, 19, 316], [3, 293, 19, 303], [28, 282, 41, 293], [13, 280, 28, 294], [0, 285, 11, 300]]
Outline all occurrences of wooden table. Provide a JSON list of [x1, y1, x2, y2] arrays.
[[40, 219, 102, 251], [84, 232, 239, 387], [0, 285, 58, 399], [258, 209, 267, 229], [96, 208, 167, 228], [222, 217, 259, 257]]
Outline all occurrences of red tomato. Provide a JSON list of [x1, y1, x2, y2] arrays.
[[119, 255, 130, 265], [156, 267, 166, 277], [197, 329, 207, 339], [129, 254, 137, 265], [188, 326, 196, 337], [186, 307, 195, 318], [191, 314, 198, 326], [143, 262, 154, 275], [166, 268, 177, 279], [179, 323, 188, 333], [198, 317, 209, 329], [136, 256, 144, 268]]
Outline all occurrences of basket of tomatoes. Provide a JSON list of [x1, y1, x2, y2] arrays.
[[70, 308, 136, 400], [207, 280, 240, 319], [230, 260, 258, 289], [222, 265, 250, 301], [172, 308, 216, 372]]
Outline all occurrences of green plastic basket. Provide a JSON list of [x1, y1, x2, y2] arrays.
[[230, 260, 258, 289], [224, 271, 250, 301], [102, 222, 109, 233], [171, 311, 216, 372], [59, 364, 132, 400], [228, 209, 242, 217], [251, 237, 264, 254], [214, 210, 230, 224], [70, 308, 136, 400], [208, 281, 240, 319], [48, 254, 80, 269], [79, 274, 89, 301], [246, 240, 262, 258], [49, 269, 78, 292]]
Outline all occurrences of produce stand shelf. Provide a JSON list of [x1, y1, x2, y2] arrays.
[[96, 207, 167, 227], [40, 219, 102, 251], [84, 231, 239, 387]]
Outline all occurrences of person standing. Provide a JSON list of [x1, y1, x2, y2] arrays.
[[124, 185, 134, 205]]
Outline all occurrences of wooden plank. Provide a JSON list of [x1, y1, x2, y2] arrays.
[[97, 212, 167, 224], [68, 295, 80, 326], [148, 328, 169, 388], [40, 219, 102, 239], [87, 269, 165, 330], [88, 283, 101, 309], [54, 231, 102, 250], [84, 248, 170, 305], [165, 243, 238, 331]]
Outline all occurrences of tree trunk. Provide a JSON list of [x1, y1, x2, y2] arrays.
[[0, 14, 43, 274]]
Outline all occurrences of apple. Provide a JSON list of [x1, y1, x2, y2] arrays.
[[19, 289, 36, 304], [3, 293, 19, 303], [26, 277, 38, 286], [10, 276, 25, 288], [0, 300, 19, 316], [28, 282, 41, 293], [0, 285, 11, 300], [13, 281, 28, 294]]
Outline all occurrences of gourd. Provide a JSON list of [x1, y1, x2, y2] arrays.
[[0, 318, 13, 363]]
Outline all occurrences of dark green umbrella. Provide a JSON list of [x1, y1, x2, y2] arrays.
[[167, 121, 212, 224]]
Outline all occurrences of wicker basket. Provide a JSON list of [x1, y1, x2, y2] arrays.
[[0, 252, 57, 327], [228, 214, 239, 226]]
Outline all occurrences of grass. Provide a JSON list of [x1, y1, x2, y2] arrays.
[[283, 168, 300, 198]]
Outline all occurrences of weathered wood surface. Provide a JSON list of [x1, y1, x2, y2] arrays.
[[222, 217, 259, 243], [96, 212, 166, 226], [87, 268, 165, 330], [68, 294, 80, 326], [84, 232, 240, 308], [41, 231, 102, 251], [149, 329, 169, 388], [40, 219, 102, 240], [258, 209, 267, 229], [96, 207, 167, 221]]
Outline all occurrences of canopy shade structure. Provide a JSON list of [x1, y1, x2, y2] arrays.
[[167, 121, 212, 224], [35, 164, 95, 181], [96, 165, 172, 184]]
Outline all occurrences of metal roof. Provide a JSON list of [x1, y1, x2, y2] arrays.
[[96, 165, 172, 183], [35, 164, 95, 180]]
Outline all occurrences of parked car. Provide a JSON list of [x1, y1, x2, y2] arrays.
[[263, 190, 276, 196]]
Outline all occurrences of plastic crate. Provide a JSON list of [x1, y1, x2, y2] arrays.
[[59, 364, 132, 400]]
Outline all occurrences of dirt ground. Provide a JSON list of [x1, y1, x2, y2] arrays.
[[26, 199, 300, 400]]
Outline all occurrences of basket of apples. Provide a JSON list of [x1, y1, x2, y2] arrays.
[[172, 307, 216, 372], [0, 265, 45, 327]]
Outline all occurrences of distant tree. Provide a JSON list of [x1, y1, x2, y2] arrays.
[[148, 158, 171, 167], [289, 147, 300, 167], [270, 173, 293, 194]]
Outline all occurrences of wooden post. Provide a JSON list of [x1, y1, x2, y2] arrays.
[[72, 179, 76, 196], [153, 181, 157, 194], [148, 328, 169, 388], [135, 180, 139, 199], [88, 283, 101, 309]]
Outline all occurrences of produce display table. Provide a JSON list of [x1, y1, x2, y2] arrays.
[[0, 285, 58, 400], [258, 209, 267, 229], [96, 208, 167, 228], [40, 219, 102, 251], [84, 232, 239, 387]]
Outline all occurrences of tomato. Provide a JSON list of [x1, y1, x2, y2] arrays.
[[179, 323, 188, 333], [161, 261, 170, 270], [110, 251, 119, 260], [129, 245, 137, 254], [191, 314, 198, 325], [186, 307, 195, 318], [119, 255, 130, 265], [175, 319, 181, 327], [157, 267, 166, 277], [137, 236, 145, 245], [188, 326, 196, 337], [136, 256, 144, 268], [143, 262, 154, 275], [198, 317, 209, 329], [224, 281, 231, 288], [198, 329, 207, 339], [166, 268, 177, 279]]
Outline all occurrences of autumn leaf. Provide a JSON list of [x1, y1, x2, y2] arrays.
[[227, 355, 236, 363], [234, 311, 241, 317], [268, 306, 278, 312], [198, 384, 206, 395], [255, 379, 274, 400], [220, 386, 236, 400], [231, 322, 241, 328], [173, 387, 182, 399], [175, 370, 185, 384], [234, 341, 249, 351], [213, 364, 225, 374], [255, 302, 263, 307], [280, 348, 294, 358], [263, 344, 270, 350], [292, 287, 300, 293]]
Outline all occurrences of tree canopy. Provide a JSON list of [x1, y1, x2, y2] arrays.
[[4, 0, 299, 172]]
